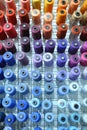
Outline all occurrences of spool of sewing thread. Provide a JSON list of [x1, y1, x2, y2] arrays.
[[80, 26, 87, 41], [21, 0, 30, 12], [0, 26, 7, 40], [0, 0, 6, 11], [21, 37, 30, 52], [57, 0, 68, 11], [80, 0, 87, 14], [0, 43, 6, 55], [45, 39, 55, 53], [44, 0, 54, 13], [5, 0, 16, 11], [81, 67, 87, 80], [31, 25, 41, 40], [80, 10, 87, 26], [80, 52, 87, 66], [20, 23, 29, 37], [44, 13, 53, 24], [0, 10, 6, 26], [69, 66, 80, 80], [33, 40, 43, 54], [80, 41, 87, 53], [43, 24, 52, 39], [32, 0, 41, 10]]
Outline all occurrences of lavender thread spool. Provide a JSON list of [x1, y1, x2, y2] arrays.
[[69, 66, 80, 80], [57, 53, 67, 67], [16, 51, 29, 66], [31, 25, 41, 40], [43, 53, 53, 67], [20, 23, 29, 37], [45, 39, 55, 53], [33, 54, 42, 67], [4, 39, 16, 54], [33, 40, 43, 54], [21, 37, 30, 52], [80, 41, 87, 53]]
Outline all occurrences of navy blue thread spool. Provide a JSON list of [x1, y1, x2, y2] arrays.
[[69, 66, 80, 80], [17, 112, 28, 122], [0, 112, 6, 122], [21, 37, 30, 52], [0, 85, 4, 94], [30, 112, 41, 122], [58, 85, 69, 96], [2, 97, 16, 108], [17, 100, 29, 111], [0, 68, 5, 80], [32, 86, 42, 97], [44, 72, 53, 82], [58, 113, 67, 125], [33, 54, 42, 68], [45, 83, 54, 94], [57, 53, 67, 67], [58, 126, 67, 130], [31, 25, 41, 40], [42, 99, 52, 111], [4, 84, 16, 96], [0, 99, 3, 108], [33, 40, 43, 54], [20, 23, 29, 37], [4, 69, 16, 82], [56, 70, 67, 82], [34, 127, 42, 130], [43, 53, 53, 67], [45, 112, 54, 123], [68, 40, 80, 55], [30, 98, 41, 109], [70, 113, 80, 123], [18, 83, 29, 95], [69, 126, 78, 130], [4, 39, 17, 54], [4, 114, 16, 125], [31, 70, 42, 82], [45, 39, 55, 53], [0, 56, 6, 68], [19, 68, 29, 80], [57, 39, 67, 53], [4, 126, 13, 130], [3, 52, 16, 66]]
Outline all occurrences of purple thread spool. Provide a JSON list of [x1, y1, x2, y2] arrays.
[[20, 23, 29, 37], [33, 54, 42, 67], [43, 53, 53, 67], [31, 25, 41, 40], [33, 40, 43, 54], [4, 39, 16, 54], [16, 51, 29, 66], [68, 55, 80, 68], [45, 39, 55, 53], [81, 67, 87, 80], [68, 40, 80, 55], [21, 37, 30, 52], [80, 41, 87, 53], [57, 53, 67, 67], [69, 66, 80, 80]]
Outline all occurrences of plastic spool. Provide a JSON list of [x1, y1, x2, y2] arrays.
[[30, 98, 41, 108], [45, 112, 54, 123], [4, 114, 16, 125], [4, 84, 16, 96], [21, 37, 30, 52], [30, 112, 41, 122], [32, 86, 42, 97], [2, 97, 16, 108], [43, 53, 53, 67], [33, 40, 43, 54], [20, 23, 29, 37], [45, 83, 54, 94], [17, 112, 28, 122], [45, 39, 55, 53], [57, 53, 67, 67], [58, 113, 67, 125], [42, 99, 52, 111], [57, 99, 67, 109], [31, 70, 42, 82], [17, 100, 29, 111], [33, 54, 42, 67], [17, 83, 29, 95], [19, 68, 29, 80], [31, 25, 41, 40], [44, 72, 53, 82], [43, 24, 52, 39], [57, 39, 67, 53], [69, 82, 79, 93], [69, 101, 80, 111]]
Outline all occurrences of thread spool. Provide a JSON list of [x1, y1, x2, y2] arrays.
[[2, 97, 16, 108], [20, 23, 29, 37], [68, 55, 80, 68], [57, 99, 67, 109], [18, 8, 29, 23], [0, 1, 6, 12], [0, 43, 6, 55], [21, 0, 30, 12], [80, 10, 87, 26], [69, 66, 80, 80], [18, 83, 29, 95], [44, 72, 53, 82], [69, 25, 80, 42], [57, 23, 68, 39], [17, 112, 28, 122], [45, 83, 54, 94], [32, 0, 41, 10], [0, 99, 3, 108], [82, 114, 87, 124], [31, 70, 42, 82], [44, 13, 53, 24], [58, 85, 69, 96], [43, 53, 53, 67], [42, 99, 52, 111], [80, 26, 87, 41], [56, 9, 67, 25], [57, 53, 67, 67], [21, 37, 30, 52], [19, 68, 29, 80], [0, 112, 6, 122], [56, 70, 67, 82], [69, 82, 79, 93], [43, 24, 52, 39], [32, 25, 41, 40], [80, 41, 87, 53], [0, 68, 5, 80], [16, 51, 29, 66], [5, 0, 16, 11], [44, 0, 54, 13], [0, 56, 6, 68], [0, 10, 6, 26], [33, 54, 42, 67], [30, 112, 41, 122], [34, 127, 42, 130], [4, 84, 16, 96], [57, 0, 68, 11], [80, 0, 87, 14], [70, 113, 80, 123], [4, 39, 16, 54], [81, 67, 87, 80], [58, 113, 67, 125], [0, 85, 4, 94], [45, 112, 54, 123], [80, 52, 87, 66], [33, 40, 43, 54], [5, 114, 16, 125], [3, 52, 16, 66], [45, 39, 55, 53], [30, 98, 41, 108], [31, 9, 41, 25], [69, 101, 80, 111], [0, 26, 7, 40], [4, 126, 13, 130], [4, 23, 17, 38], [17, 100, 29, 110], [69, 126, 78, 130], [6, 9, 17, 25], [57, 39, 67, 53], [32, 86, 42, 97], [68, 0, 80, 15]]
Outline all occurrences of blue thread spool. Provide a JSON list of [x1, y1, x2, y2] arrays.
[[45, 112, 54, 123], [30, 112, 41, 122], [70, 113, 80, 123], [4, 126, 13, 130], [31, 70, 42, 82], [32, 86, 42, 97], [58, 113, 67, 125], [58, 126, 68, 130], [0, 68, 4, 80], [0, 112, 6, 122], [58, 85, 69, 96], [45, 83, 54, 94], [0, 85, 4, 94], [56, 70, 67, 82], [44, 72, 53, 82], [19, 68, 29, 80], [69, 126, 78, 130], [4, 84, 16, 96], [57, 53, 67, 67], [30, 98, 41, 108], [17, 112, 28, 122], [42, 99, 52, 111], [18, 83, 29, 95], [17, 100, 29, 111], [57, 39, 67, 53], [3, 52, 16, 66], [69, 101, 80, 111], [0, 99, 3, 108], [69, 82, 79, 93], [34, 127, 42, 130], [21, 127, 29, 130], [57, 99, 67, 109], [4, 114, 16, 125], [2, 97, 16, 108], [4, 69, 16, 82], [0, 56, 6, 68]]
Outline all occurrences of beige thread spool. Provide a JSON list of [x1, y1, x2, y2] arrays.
[[80, 10, 87, 26]]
